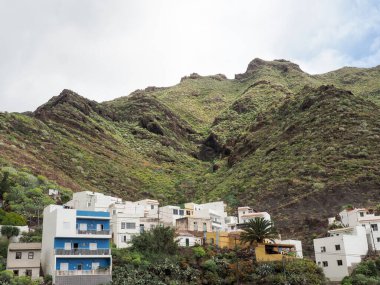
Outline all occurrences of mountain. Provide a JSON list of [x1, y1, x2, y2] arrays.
[[1, 58, 380, 255]]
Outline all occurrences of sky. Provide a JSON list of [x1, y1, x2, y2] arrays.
[[1, 0, 380, 112]]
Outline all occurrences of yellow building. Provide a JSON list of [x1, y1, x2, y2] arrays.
[[205, 232, 298, 262], [255, 243, 297, 262]]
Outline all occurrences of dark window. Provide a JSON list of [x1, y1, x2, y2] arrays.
[[359, 212, 364, 217], [186, 210, 191, 215], [28, 252, 34, 259], [377, 237, 380, 242], [13, 270, 19, 276], [151, 205, 154, 210], [121, 222, 125, 229], [335, 244, 341, 251], [126, 223, 135, 229], [179, 210, 184, 215], [77, 264, 82, 270], [15, 252, 22, 259], [185, 238, 189, 247], [173, 209, 178, 215], [371, 224, 378, 231], [337, 260, 343, 266], [320, 246, 326, 253], [322, 261, 328, 267], [26, 270, 32, 277]]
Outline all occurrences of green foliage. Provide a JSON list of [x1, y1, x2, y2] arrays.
[[0, 211, 26, 226], [342, 257, 380, 285], [131, 226, 178, 256], [240, 217, 278, 245], [192, 246, 206, 259], [1, 226, 19, 240], [19, 227, 42, 243]]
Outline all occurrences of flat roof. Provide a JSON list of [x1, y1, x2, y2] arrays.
[[8, 243, 42, 251]]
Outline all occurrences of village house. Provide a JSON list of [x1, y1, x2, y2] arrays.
[[65, 191, 122, 212], [237, 206, 271, 224], [175, 231, 202, 247], [109, 199, 159, 248], [313, 226, 369, 282], [41, 205, 112, 285], [6, 243, 41, 280]]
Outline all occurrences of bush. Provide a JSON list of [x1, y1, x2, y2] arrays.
[[192, 246, 206, 259]]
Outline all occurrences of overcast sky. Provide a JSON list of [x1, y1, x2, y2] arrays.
[[1, 0, 380, 112]]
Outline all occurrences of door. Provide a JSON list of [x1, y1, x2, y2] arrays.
[[77, 264, 83, 270], [64, 243, 71, 250], [60, 263, 69, 271], [185, 238, 189, 247], [89, 243, 97, 250], [96, 224, 104, 231], [92, 262, 100, 270]]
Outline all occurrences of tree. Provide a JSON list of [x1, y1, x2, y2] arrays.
[[131, 225, 178, 255], [240, 217, 278, 245], [1, 226, 20, 240]]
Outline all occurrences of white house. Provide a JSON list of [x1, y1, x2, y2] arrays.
[[159, 205, 186, 226], [41, 205, 112, 285], [110, 200, 159, 248], [175, 232, 202, 247], [65, 191, 122, 212], [330, 208, 380, 252], [237, 206, 271, 224], [313, 226, 368, 282], [184, 201, 228, 232]]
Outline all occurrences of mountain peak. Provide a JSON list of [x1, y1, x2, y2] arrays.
[[34, 89, 99, 119], [235, 58, 304, 80]]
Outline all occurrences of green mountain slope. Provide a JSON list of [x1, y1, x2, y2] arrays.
[[1, 58, 379, 255]]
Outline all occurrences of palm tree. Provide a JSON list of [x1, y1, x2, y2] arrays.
[[240, 217, 278, 246]]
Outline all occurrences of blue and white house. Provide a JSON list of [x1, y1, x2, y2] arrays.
[[41, 205, 112, 285]]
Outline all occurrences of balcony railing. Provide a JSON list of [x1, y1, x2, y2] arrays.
[[55, 248, 111, 255], [212, 220, 222, 225], [56, 269, 111, 276], [76, 229, 110, 235]]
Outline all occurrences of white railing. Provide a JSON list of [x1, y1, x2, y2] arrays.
[[55, 248, 110, 255], [76, 229, 110, 235], [56, 269, 111, 276]]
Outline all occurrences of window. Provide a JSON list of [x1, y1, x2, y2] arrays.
[[335, 245, 341, 251], [15, 252, 22, 259], [113, 210, 116, 215], [26, 270, 32, 277], [243, 211, 245, 214], [179, 210, 184, 215], [87, 202, 91, 207], [13, 270, 19, 276], [121, 222, 125, 229], [151, 205, 154, 210], [322, 261, 328, 267], [371, 224, 378, 231], [320, 246, 326, 253], [186, 210, 191, 215], [140, 224, 144, 233], [194, 222, 198, 231], [126, 223, 136, 229], [359, 212, 364, 217], [337, 260, 343, 266], [173, 209, 178, 215], [28, 252, 34, 259], [377, 237, 380, 242]]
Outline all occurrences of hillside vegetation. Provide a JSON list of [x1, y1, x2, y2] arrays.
[[1, 58, 379, 254]]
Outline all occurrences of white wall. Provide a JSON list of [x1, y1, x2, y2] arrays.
[[176, 236, 202, 247], [0, 225, 29, 242], [314, 226, 368, 282]]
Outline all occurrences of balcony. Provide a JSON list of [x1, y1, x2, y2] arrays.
[[56, 269, 111, 276], [76, 229, 110, 235], [55, 248, 110, 255], [212, 220, 222, 225]]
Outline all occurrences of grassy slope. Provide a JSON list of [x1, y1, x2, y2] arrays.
[[0, 59, 379, 255]]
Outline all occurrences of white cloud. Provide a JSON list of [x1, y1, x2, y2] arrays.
[[0, 0, 379, 112]]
